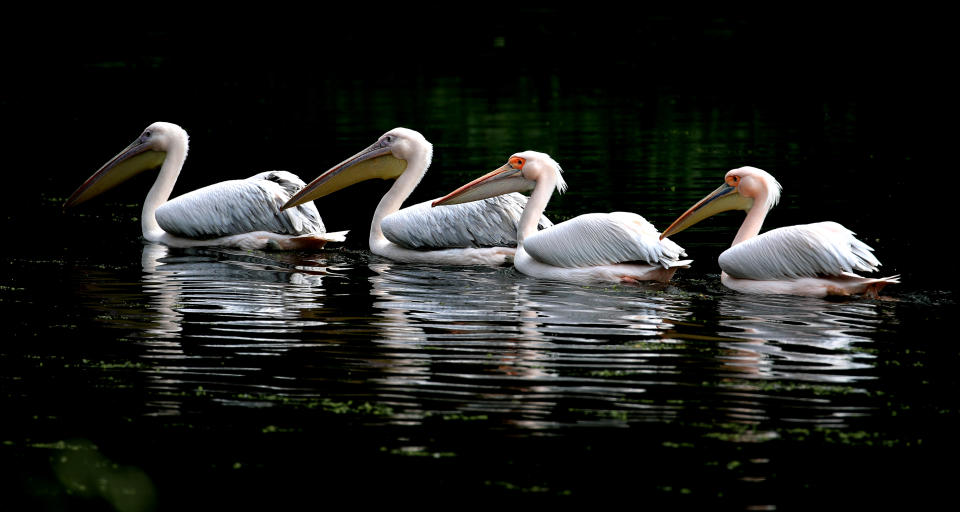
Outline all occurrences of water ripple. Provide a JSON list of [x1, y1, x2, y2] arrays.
[[48, 243, 898, 431]]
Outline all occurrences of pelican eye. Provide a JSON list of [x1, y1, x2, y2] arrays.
[[509, 156, 526, 169], [143, 131, 151, 138], [726, 175, 740, 186]]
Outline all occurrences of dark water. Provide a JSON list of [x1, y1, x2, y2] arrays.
[[3, 13, 954, 510]]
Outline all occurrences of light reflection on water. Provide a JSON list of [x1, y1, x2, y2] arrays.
[[136, 245, 348, 416], [365, 261, 690, 430], [715, 293, 879, 382], [139, 244, 336, 339], [4, 217, 947, 508], [122, 244, 888, 433]]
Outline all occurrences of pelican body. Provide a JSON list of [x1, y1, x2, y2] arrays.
[[432, 151, 691, 285], [282, 128, 552, 265], [660, 166, 899, 297], [65, 122, 346, 250]]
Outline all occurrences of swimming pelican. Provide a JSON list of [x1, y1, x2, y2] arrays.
[[432, 151, 691, 284], [659, 166, 899, 297], [65, 122, 346, 250], [281, 127, 552, 265]]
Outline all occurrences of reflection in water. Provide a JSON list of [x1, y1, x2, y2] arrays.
[[135, 244, 345, 416], [140, 244, 183, 338], [366, 261, 689, 429], [40, 241, 923, 508], [703, 292, 884, 434], [139, 244, 335, 339], [66, 245, 891, 434], [716, 293, 878, 382]]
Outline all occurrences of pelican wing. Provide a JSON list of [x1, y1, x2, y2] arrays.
[[382, 192, 553, 249], [156, 171, 325, 239], [524, 212, 688, 269], [718, 221, 882, 280]]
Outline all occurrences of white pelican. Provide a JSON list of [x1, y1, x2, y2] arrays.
[[65, 122, 346, 250], [431, 151, 691, 284], [281, 128, 552, 265], [659, 166, 899, 297]]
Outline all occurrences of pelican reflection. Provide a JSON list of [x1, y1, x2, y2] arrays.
[[366, 262, 687, 429], [140, 244, 340, 339], [715, 293, 879, 382], [137, 244, 346, 416]]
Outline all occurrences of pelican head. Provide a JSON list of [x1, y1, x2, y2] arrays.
[[282, 127, 427, 210], [660, 166, 781, 239], [432, 150, 567, 207], [65, 122, 186, 208]]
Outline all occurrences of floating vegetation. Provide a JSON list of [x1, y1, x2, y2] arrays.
[[381, 445, 457, 458], [232, 393, 394, 417], [568, 408, 630, 422], [703, 378, 863, 397], [485, 480, 571, 495], [698, 422, 778, 443], [16, 355, 149, 371], [433, 412, 488, 421], [260, 425, 300, 434], [778, 427, 924, 448]]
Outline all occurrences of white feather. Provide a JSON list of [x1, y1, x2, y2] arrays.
[[718, 221, 881, 280], [156, 170, 325, 239], [382, 193, 553, 249], [523, 212, 688, 269]]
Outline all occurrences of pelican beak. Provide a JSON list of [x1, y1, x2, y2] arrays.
[[431, 163, 533, 207], [282, 139, 408, 209], [659, 182, 754, 239], [64, 134, 166, 208]]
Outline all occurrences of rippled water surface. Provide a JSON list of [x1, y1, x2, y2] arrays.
[[4, 237, 955, 509], [3, 13, 954, 510]]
